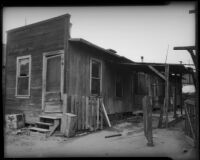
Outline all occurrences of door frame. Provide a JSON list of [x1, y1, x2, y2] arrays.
[[42, 50, 64, 112]]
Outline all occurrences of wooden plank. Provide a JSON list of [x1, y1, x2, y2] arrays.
[[143, 96, 147, 137], [165, 65, 169, 128], [81, 96, 84, 130], [142, 96, 153, 146], [158, 98, 165, 128], [97, 97, 99, 129], [148, 65, 166, 81], [62, 94, 67, 114], [91, 98, 94, 131], [180, 73, 183, 115], [86, 96, 89, 129], [185, 104, 195, 139], [78, 96, 81, 131], [100, 99, 111, 127]]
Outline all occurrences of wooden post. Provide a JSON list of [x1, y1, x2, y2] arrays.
[[180, 73, 183, 115], [165, 65, 169, 128], [62, 94, 67, 114], [142, 96, 154, 146], [85, 96, 89, 129], [173, 81, 177, 118]]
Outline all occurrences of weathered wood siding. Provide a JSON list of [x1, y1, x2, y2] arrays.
[[68, 43, 135, 115], [5, 15, 69, 122]]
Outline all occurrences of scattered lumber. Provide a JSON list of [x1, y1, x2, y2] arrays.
[[105, 133, 122, 138], [100, 99, 111, 127]]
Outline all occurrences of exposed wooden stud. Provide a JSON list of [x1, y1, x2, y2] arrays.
[[97, 97, 99, 129]]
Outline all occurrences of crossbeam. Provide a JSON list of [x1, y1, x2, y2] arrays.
[[148, 65, 166, 81]]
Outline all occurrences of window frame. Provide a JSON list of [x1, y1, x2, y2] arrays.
[[90, 58, 102, 96], [115, 74, 123, 98], [15, 55, 31, 98]]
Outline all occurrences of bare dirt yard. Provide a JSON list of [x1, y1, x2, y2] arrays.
[[4, 117, 197, 159]]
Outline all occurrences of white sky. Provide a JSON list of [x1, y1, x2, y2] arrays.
[[3, 3, 195, 65]]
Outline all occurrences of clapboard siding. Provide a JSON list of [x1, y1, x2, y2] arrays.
[[5, 15, 70, 122], [68, 43, 135, 115]]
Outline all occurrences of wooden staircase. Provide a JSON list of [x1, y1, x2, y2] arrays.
[[29, 114, 61, 138]]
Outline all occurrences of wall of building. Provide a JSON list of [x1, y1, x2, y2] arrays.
[[5, 15, 69, 122], [68, 42, 135, 115]]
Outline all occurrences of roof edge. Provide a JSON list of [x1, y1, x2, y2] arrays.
[[7, 13, 71, 34], [69, 38, 135, 63]]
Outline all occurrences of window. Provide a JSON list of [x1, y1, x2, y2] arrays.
[[16, 55, 31, 97], [90, 59, 102, 95], [116, 74, 123, 97]]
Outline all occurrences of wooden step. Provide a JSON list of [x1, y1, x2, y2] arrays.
[[39, 115, 61, 120], [36, 121, 53, 126], [29, 127, 50, 133]]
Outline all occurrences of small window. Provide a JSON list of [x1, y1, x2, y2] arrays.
[[16, 55, 31, 97], [116, 75, 123, 97], [90, 59, 102, 95]]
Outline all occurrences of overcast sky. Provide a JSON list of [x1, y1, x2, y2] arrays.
[[3, 3, 195, 65]]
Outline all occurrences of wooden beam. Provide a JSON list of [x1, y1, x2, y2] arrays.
[[189, 10, 196, 14], [173, 79, 177, 118], [187, 49, 197, 69], [165, 65, 170, 128], [148, 65, 166, 81], [100, 99, 111, 127], [142, 96, 153, 146], [180, 73, 183, 115], [174, 46, 195, 50]]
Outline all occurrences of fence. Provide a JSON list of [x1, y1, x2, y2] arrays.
[[184, 99, 196, 140], [63, 94, 104, 132]]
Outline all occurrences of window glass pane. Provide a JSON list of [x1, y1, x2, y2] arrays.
[[19, 58, 29, 76], [17, 77, 29, 95], [91, 78, 100, 95], [116, 77, 123, 97], [92, 60, 100, 78]]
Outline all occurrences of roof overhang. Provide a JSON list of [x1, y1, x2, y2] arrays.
[[68, 38, 134, 63]]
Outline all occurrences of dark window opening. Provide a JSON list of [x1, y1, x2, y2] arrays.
[[116, 76, 123, 97], [91, 59, 101, 95]]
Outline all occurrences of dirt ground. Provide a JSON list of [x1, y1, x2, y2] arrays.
[[4, 116, 197, 159]]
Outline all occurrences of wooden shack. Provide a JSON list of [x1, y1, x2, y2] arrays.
[[5, 14, 136, 126], [5, 14, 190, 133]]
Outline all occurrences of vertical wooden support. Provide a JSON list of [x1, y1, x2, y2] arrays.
[[173, 78, 177, 118], [86, 96, 89, 129], [100, 98, 103, 130], [142, 96, 154, 146], [82, 96, 85, 130], [165, 65, 169, 128], [97, 97, 100, 130], [180, 73, 183, 115], [62, 94, 67, 114]]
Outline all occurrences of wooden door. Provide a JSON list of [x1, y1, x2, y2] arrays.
[[42, 51, 64, 113]]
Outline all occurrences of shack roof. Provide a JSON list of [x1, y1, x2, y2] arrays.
[[69, 38, 189, 75], [69, 38, 134, 63], [117, 62, 190, 75]]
